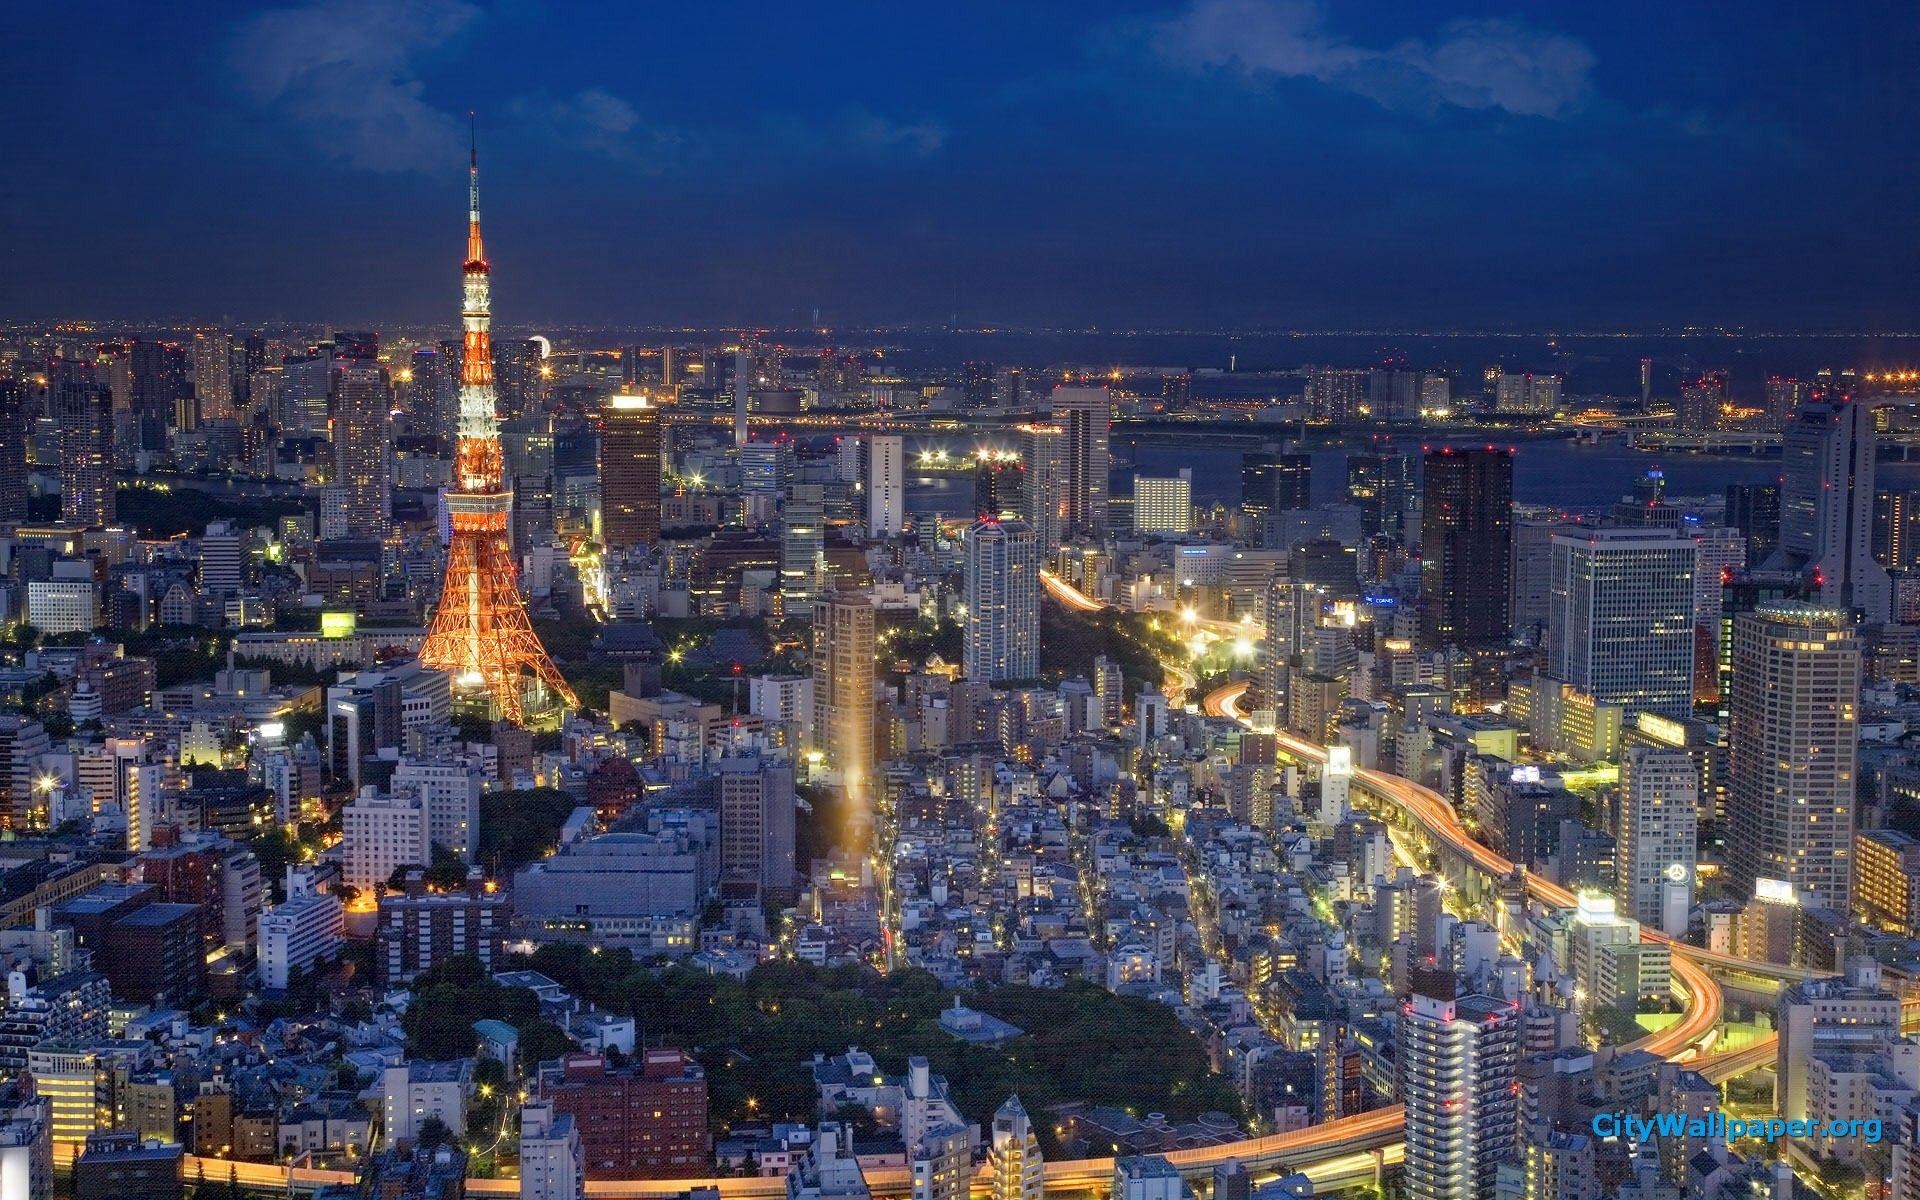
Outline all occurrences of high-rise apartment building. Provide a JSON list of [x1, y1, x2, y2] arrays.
[[1049, 385, 1110, 540], [964, 519, 1039, 683], [1727, 604, 1860, 909], [1615, 745, 1698, 935], [1399, 969, 1519, 1200], [328, 362, 393, 541], [812, 589, 875, 813], [599, 393, 662, 550], [519, 1101, 585, 1200], [1346, 452, 1410, 537], [126, 340, 187, 453], [49, 363, 114, 528], [1766, 398, 1890, 622], [1492, 372, 1562, 415], [1418, 446, 1513, 648], [1133, 471, 1192, 536], [1018, 423, 1067, 552], [865, 435, 904, 537], [0, 380, 26, 525], [191, 331, 234, 422], [1547, 526, 1698, 718]]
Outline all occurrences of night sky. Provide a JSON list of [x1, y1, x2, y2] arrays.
[[4, 1, 1919, 330]]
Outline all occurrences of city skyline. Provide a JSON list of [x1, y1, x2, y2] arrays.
[[6, 3, 1920, 329]]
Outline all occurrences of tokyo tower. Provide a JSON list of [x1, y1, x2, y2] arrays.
[[419, 126, 576, 725]]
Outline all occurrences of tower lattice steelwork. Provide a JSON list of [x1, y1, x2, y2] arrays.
[[419, 129, 576, 724]]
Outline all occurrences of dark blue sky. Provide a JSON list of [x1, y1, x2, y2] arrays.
[[4, 1, 1918, 330]]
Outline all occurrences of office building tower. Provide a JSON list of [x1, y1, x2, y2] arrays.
[[1346, 452, 1411, 537], [493, 338, 544, 422], [1242, 451, 1312, 534], [1639, 357, 1652, 407], [717, 756, 797, 896], [1615, 745, 1698, 935], [1049, 385, 1110, 540], [1676, 373, 1727, 432], [1418, 447, 1513, 648], [974, 452, 1024, 521], [865, 435, 904, 536], [964, 519, 1039, 683], [989, 1097, 1043, 1200], [962, 361, 996, 408], [1765, 398, 1891, 621], [1018, 422, 1068, 552], [812, 589, 876, 813], [1690, 526, 1746, 627], [731, 348, 750, 449], [1368, 368, 1420, 421], [781, 488, 825, 604], [1727, 604, 1860, 909], [1874, 488, 1920, 570], [49, 364, 114, 528], [126, 339, 187, 453], [519, 1101, 585, 1200], [1547, 526, 1698, 718], [328, 362, 393, 541], [1399, 970, 1519, 1200], [1725, 483, 1781, 564], [1764, 376, 1810, 428], [0, 380, 27, 525], [599, 393, 662, 550], [199, 521, 245, 594], [1133, 471, 1192, 536], [191, 331, 234, 421], [739, 440, 790, 503]]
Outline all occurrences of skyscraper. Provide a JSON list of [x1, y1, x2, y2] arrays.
[[1615, 745, 1698, 935], [1765, 398, 1890, 622], [812, 588, 875, 816], [1418, 446, 1513, 649], [191, 331, 234, 422], [717, 756, 796, 897], [1546, 526, 1697, 718], [865, 434, 904, 537], [1764, 376, 1810, 428], [1242, 451, 1311, 536], [126, 339, 187, 453], [599, 393, 662, 550], [1018, 422, 1067, 552], [964, 519, 1039, 683], [781, 487, 825, 605], [962, 361, 996, 408], [1676, 373, 1727, 432], [1399, 969, 1519, 1200], [1727, 604, 1859, 909], [418, 132, 576, 725], [1725, 482, 1781, 563], [1049, 385, 1110, 540], [50, 361, 114, 528], [327, 362, 393, 541], [0, 380, 26, 525], [1345, 451, 1410, 537]]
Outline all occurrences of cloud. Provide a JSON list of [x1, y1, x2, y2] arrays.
[[509, 88, 680, 162], [229, 0, 480, 171], [1148, 0, 1595, 119], [845, 112, 947, 156]]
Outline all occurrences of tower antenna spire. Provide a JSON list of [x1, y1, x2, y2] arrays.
[[465, 111, 484, 266]]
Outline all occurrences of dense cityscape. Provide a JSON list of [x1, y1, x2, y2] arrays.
[[10, 5, 1920, 1200]]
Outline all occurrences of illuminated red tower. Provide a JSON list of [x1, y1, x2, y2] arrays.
[[419, 126, 576, 724]]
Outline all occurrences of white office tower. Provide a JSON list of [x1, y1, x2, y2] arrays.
[[341, 786, 431, 892], [1547, 526, 1697, 719], [391, 758, 483, 862], [200, 521, 245, 594], [1765, 398, 1891, 622], [1614, 745, 1698, 935], [519, 1100, 585, 1200], [1727, 604, 1861, 910], [964, 519, 1039, 683], [865, 435, 904, 536], [1400, 970, 1519, 1200], [989, 1096, 1044, 1200], [1133, 470, 1193, 536]]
